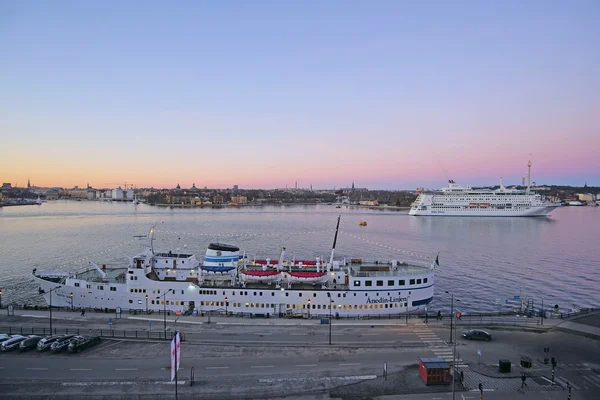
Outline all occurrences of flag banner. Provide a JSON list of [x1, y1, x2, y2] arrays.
[[176, 332, 181, 371], [170, 338, 176, 382]]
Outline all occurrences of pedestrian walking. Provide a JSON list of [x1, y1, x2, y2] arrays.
[[81, 308, 85, 316], [437, 310, 442, 320], [521, 373, 527, 388], [460, 370, 464, 384]]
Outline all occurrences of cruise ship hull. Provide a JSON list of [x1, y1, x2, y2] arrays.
[[409, 205, 560, 217]]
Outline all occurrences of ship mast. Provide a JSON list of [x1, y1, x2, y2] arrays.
[[527, 160, 532, 192], [329, 215, 341, 265]]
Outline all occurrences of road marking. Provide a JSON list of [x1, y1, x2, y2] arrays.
[[26, 368, 48, 370], [206, 366, 229, 369], [70, 368, 92, 371], [295, 364, 318, 367], [253, 333, 272, 335], [84, 339, 122, 355], [259, 375, 377, 383], [115, 368, 138, 371], [251, 365, 274, 368], [339, 363, 361, 366], [290, 333, 308, 336], [361, 333, 379, 336]]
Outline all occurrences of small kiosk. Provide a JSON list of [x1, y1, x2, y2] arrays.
[[419, 357, 451, 385]]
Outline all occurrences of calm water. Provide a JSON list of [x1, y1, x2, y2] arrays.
[[1, 201, 599, 313]]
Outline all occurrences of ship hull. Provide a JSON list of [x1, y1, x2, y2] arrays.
[[409, 205, 560, 217]]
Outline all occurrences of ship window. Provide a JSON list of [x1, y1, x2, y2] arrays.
[[365, 281, 372, 287], [388, 280, 394, 286], [233, 292, 235, 296], [286, 292, 289, 297], [129, 300, 133, 304], [181, 290, 184, 295], [253, 292, 257, 296], [130, 289, 134, 293], [338, 293, 341, 298], [318, 305, 321, 309], [417, 279, 422, 284], [110, 287, 116, 291], [354, 280, 361, 287], [260, 292, 263, 296], [151, 300, 155, 305], [158, 290, 160, 294], [200, 301, 204, 306], [143, 289, 146, 293], [365, 293, 368, 296], [299, 293, 302, 297], [410, 279, 415, 285], [354, 293, 356, 296], [376, 280, 383, 287], [74, 282, 80, 287], [272, 293, 275, 297], [130, 276, 134, 281], [138, 300, 142, 305], [223, 291, 225, 295]]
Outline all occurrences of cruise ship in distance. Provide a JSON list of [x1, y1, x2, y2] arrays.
[[409, 161, 561, 217]]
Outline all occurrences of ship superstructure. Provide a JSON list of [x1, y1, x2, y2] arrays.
[[33, 219, 436, 317]]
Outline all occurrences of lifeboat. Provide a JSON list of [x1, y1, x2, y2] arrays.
[[479, 203, 489, 208], [239, 269, 282, 282], [359, 221, 367, 226], [253, 259, 317, 266], [286, 271, 327, 283], [469, 203, 479, 207]]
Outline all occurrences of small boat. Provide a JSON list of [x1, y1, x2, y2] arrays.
[[335, 205, 341, 208], [359, 221, 367, 226]]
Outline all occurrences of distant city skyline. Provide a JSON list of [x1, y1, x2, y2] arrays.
[[1, 2, 598, 189]]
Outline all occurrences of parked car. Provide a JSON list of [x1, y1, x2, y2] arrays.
[[19, 336, 43, 352], [37, 335, 65, 352], [68, 336, 101, 353], [50, 335, 79, 352], [0, 334, 12, 344], [462, 329, 492, 341], [1, 335, 27, 351]]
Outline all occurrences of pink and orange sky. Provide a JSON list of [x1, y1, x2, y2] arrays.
[[1, 2, 599, 189]]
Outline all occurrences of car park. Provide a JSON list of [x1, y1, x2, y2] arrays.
[[37, 335, 65, 352], [1, 335, 27, 351], [50, 335, 79, 352], [19, 336, 43, 352], [68, 336, 101, 353], [462, 329, 492, 341]]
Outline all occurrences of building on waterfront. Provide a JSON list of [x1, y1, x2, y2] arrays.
[[359, 200, 379, 206], [577, 193, 594, 202], [213, 194, 224, 204], [230, 195, 247, 204]]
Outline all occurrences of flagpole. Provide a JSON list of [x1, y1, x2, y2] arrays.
[[175, 331, 178, 400]]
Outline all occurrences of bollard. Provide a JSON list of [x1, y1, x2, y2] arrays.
[[190, 366, 195, 386], [551, 367, 555, 384]]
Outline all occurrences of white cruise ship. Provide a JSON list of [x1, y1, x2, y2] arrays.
[[32, 219, 436, 318], [410, 179, 560, 217]]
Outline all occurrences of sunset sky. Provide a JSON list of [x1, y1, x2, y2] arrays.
[[1, 1, 599, 189]]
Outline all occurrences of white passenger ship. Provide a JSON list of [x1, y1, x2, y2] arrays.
[[33, 218, 436, 317], [410, 161, 560, 217]]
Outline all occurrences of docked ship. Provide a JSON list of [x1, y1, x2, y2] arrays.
[[32, 218, 435, 317], [410, 161, 560, 217]]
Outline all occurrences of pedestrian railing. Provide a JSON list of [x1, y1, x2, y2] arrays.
[[0, 325, 180, 341]]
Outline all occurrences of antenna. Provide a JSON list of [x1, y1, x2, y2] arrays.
[[527, 158, 532, 192]]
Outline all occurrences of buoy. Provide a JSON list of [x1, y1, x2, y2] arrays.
[[359, 221, 367, 226]]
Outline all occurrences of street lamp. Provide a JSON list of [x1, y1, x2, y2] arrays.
[[541, 297, 544, 326], [405, 293, 410, 324], [0, 289, 3, 309], [156, 288, 173, 339], [145, 295, 149, 314], [445, 291, 461, 400], [307, 299, 311, 318], [225, 297, 228, 316], [69, 292, 74, 311], [39, 286, 61, 334]]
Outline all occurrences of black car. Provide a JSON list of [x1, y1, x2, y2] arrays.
[[68, 336, 101, 353], [0, 334, 12, 344], [1, 335, 27, 351], [50, 335, 79, 352], [462, 329, 492, 341], [19, 336, 43, 351], [36, 335, 64, 352]]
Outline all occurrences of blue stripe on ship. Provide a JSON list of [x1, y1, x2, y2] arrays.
[[412, 296, 433, 306], [204, 256, 241, 262]]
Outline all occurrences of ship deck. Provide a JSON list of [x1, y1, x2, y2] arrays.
[[76, 268, 128, 283]]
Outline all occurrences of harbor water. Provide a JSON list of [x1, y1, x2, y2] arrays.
[[1, 201, 599, 314]]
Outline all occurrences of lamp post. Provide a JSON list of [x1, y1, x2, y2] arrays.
[[445, 291, 460, 400], [405, 294, 410, 324], [541, 297, 544, 326], [42, 286, 61, 335], [445, 291, 455, 343], [145, 295, 149, 314], [225, 297, 228, 316], [307, 299, 311, 318], [69, 292, 74, 311], [156, 289, 172, 339], [0, 289, 3, 309]]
